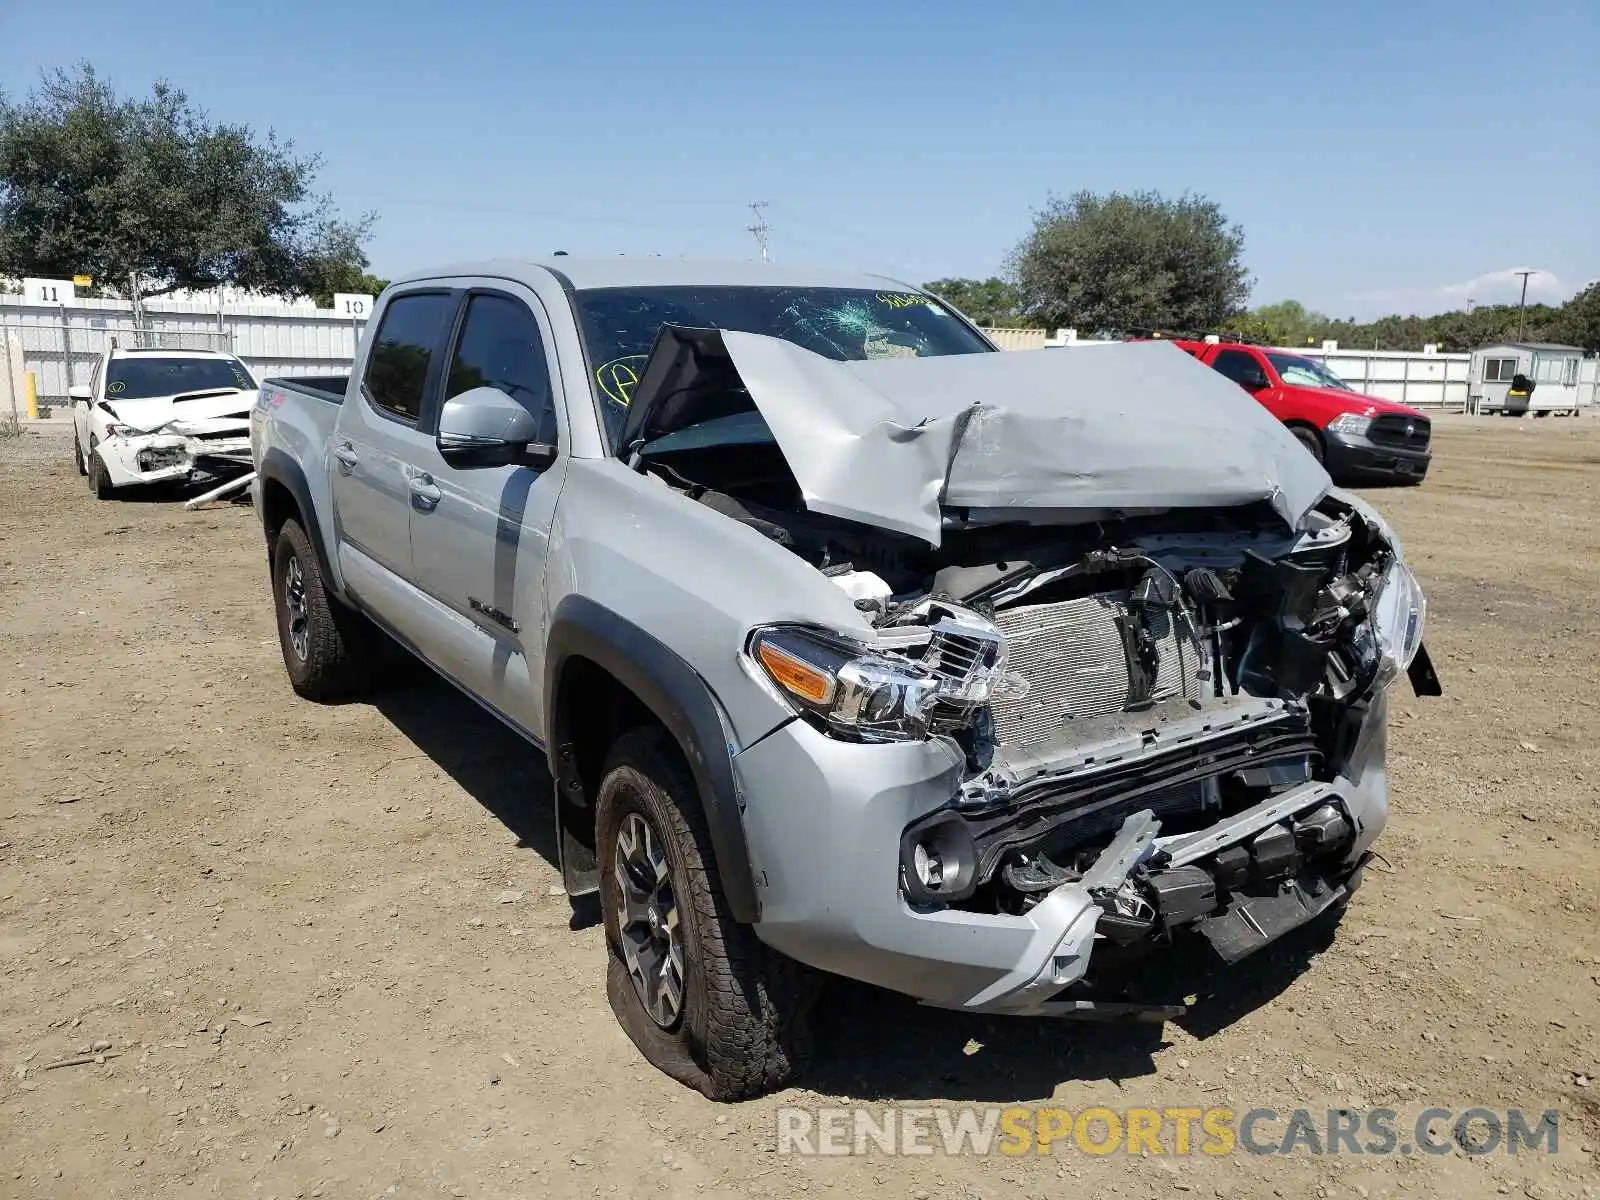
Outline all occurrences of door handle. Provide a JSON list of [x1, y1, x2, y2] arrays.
[[334, 443, 359, 471], [409, 473, 442, 508]]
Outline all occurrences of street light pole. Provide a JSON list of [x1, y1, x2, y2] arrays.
[[1514, 270, 1535, 340]]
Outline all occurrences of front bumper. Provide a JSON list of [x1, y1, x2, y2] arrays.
[[96, 433, 254, 488], [1323, 428, 1430, 483], [737, 695, 1389, 1015]]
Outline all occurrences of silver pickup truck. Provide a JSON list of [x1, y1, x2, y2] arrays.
[[251, 259, 1439, 1099]]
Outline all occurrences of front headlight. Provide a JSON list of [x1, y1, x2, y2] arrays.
[[1368, 558, 1426, 691], [1327, 412, 1372, 436], [748, 612, 1025, 743]]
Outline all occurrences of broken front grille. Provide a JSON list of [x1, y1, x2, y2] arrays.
[[990, 591, 1206, 750]]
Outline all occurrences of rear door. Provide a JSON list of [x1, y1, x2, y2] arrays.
[[405, 285, 567, 732], [329, 289, 457, 624]]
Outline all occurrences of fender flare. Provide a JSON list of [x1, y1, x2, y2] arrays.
[[545, 594, 759, 923], [256, 448, 339, 595]]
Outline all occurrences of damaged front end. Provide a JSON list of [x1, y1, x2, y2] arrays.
[[738, 500, 1434, 1006], [96, 404, 254, 489], [626, 326, 1439, 1014]]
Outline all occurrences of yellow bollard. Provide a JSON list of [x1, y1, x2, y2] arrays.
[[24, 372, 39, 420]]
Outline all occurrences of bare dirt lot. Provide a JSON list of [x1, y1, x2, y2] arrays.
[[3, 417, 1598, 1200]]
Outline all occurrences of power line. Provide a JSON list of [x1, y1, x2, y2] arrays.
[[747, 201, 772, 263]]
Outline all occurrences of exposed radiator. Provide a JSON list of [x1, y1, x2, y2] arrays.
[[990, 590, 1205, 750]]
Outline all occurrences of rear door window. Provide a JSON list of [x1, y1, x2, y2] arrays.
[[364, 292, 455, 422]]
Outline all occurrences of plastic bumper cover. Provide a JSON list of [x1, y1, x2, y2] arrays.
[[1323, 428, 1430, 482], [97, 433, 253, 487], [736, 693, 1389, 1015]]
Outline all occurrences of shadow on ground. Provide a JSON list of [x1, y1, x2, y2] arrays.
[[369, 670, 608, 929], [370, 677, 556, 857], [85, 472, 256, 505], [365, 669, 1344, 1102], [807, 911, 1341, 1102]]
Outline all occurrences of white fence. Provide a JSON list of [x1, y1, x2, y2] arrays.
[[1, 294, 368, 413], [1293, 347, 1471, 410], [983, 326, 1052, 351], [7, 298, 1589, 420], [979, 327, 1597, 412]]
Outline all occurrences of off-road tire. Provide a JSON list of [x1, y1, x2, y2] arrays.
[[73, 432, 88, 476], [271, 518, 377, 701], [597, 727, 816, 1100], [87, 448, 115, 499], [1289, 424, 1325, 463]]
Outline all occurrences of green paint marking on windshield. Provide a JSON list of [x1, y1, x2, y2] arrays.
[[596, 355, 647, 409], [875, 292, 935, 311]]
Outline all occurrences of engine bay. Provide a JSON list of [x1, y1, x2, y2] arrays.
[[640, 410, 1434, 940]]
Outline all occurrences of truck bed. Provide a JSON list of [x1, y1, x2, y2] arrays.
[[263, 375, 349, 405]]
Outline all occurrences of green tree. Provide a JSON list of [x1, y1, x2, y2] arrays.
[[1009, 190, 1251, 333], [308, 268, 390, 310], [921, 276, 1030, 327], [1318, 302, 1572, 352], [1231, 299, 1333, 346], [0, 64, 374, 304], [1553, 281, 1600, 352]]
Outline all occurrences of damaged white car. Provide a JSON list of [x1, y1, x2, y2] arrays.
[[70, 348, 258, 499]]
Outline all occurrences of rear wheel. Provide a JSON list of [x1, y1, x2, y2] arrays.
[[597, 727, 816, 1100], [1289, 424, 1325, 463], [271, 518, 376, 700]]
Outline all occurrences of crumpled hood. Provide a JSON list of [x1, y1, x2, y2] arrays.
[[624, 331, 1332, 546], [105, 388, 255, 434]]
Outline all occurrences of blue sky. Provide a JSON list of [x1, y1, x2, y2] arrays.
[[4, 0, 1596, 317]]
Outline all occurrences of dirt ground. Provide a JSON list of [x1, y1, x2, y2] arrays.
[[2, 416, 1598, 1200]]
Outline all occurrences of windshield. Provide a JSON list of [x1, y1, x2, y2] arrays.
[[106, 357, 255, 401], [574, 285, 993, 447], [1266, 353, 1351, 392]]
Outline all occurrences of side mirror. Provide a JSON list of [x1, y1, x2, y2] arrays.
[[68, 384, 92, 402], [1241, 368, 1271, 391], [436, 386, 557, 470]]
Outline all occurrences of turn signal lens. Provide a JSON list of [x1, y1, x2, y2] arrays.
[[755, 639, 836, 706]]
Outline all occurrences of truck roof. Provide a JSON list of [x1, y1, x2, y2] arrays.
[[388, 258, 920, 293]]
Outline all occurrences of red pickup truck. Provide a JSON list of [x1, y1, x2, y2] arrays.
[[1170, 340, 1430, 484]]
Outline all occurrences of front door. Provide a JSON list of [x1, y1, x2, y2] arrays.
[[329, 289, 457, 627], [407, 286, 567, 733], [1208, 347, 1283, 417]]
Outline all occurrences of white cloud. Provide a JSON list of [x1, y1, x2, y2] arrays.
[[1430, 267, 1572, 307], [1340, 267, 1586, 317]]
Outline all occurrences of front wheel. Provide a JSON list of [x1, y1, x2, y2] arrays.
[[87, 447, 116, 499], [1289, 424, 1325, 463], [73, 431, 88, 476], [597, 727, 816, 1100]]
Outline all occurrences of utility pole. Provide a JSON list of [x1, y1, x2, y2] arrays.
[[747, 202, 771, 264], [1514, 270, 1535, 340]]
